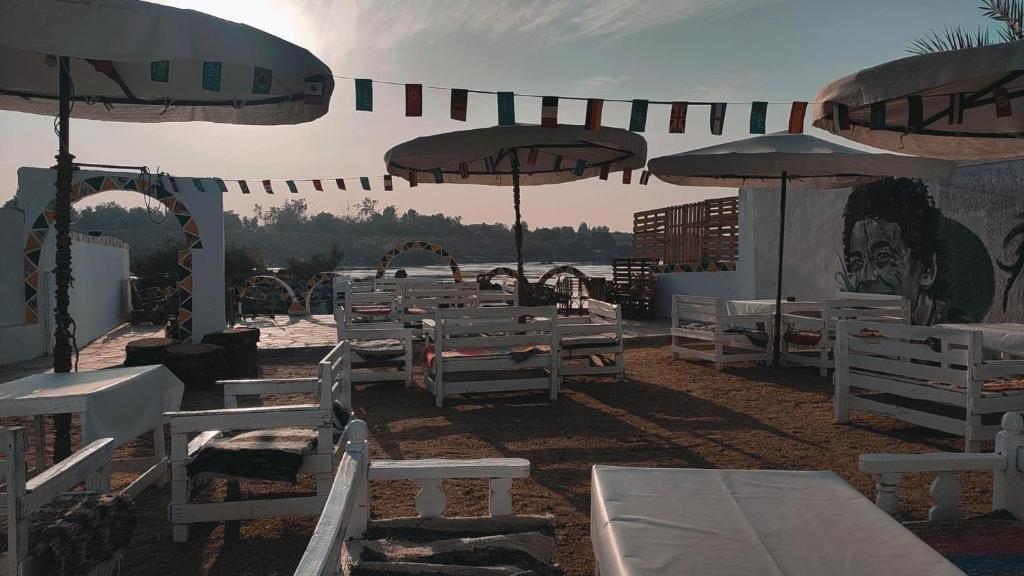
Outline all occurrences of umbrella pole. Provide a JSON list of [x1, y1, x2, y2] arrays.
[[52, 56, 75, 462], [511, 151, 527, 302], [772, 171, 787, 367]]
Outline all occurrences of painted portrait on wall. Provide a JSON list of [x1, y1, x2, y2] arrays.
[[837, 177, 995, 325]]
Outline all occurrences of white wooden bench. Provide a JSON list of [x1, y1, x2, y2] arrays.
[[558, 300, 624, 381], [337, 322, 414, 388], [334, 291, 398, 330], [293, 419, 532, 576], [671, 294, 772, 370], [835, 320, 1024, 451], [1, 427, 115, 575], [859, 411, 1024, 521], [398, 283, 481, 326], [781, 294, 910, 376], [423, 306, 559, 407], [166, 340, 355, 542]]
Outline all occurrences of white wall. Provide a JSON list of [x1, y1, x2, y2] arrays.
[[654, 271, 747, 317], [0, 207, 130, 364]]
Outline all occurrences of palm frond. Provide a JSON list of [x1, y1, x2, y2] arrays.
[[980, 0, 1024, 42], [907, 25, 992, 54]]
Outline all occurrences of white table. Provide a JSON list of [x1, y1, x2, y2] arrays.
[[591, 466, 963, 576], [936, 322, 1024, 358], [0, 365, 184, 496], [727, 299, 819, 315]]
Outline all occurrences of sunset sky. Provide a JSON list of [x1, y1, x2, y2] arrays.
[[0, 0, 982, 231]]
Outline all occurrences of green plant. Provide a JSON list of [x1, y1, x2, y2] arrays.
[[908, 0, 1024, 54]]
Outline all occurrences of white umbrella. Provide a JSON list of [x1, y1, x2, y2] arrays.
[[812, 40, 1024, 160], [385, 124, 647, 298], [648, 132, 953, 364], [0, 0, 333, 460]]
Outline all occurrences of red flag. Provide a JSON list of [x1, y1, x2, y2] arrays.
[[313, 179, 323, 191], [450, 89, 468, 121], [409, 171, 418, 188], [599, 164, 610, 180], [541, 96, 558, 127], [622, 169, 632, 184], [669, 102, 688, 133], [384, 174, 394, 191], [994, 87, 1013, 117], [640, 170, 650, 185], [788, 101, 807, 133], [262, 180, 274, 194], [335, 178, 346, 190], [585, 99, 603, 130], [526, 148, 538, 166], [405, 83, 422, 117]]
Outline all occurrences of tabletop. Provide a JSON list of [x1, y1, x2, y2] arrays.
[[590, 466, 963, 576], [0, 365, 184, 445], [936, 322, 1024, 357]]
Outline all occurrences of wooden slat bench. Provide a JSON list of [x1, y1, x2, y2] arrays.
[[671, 294, 771, 370], [557, 300, 624, 381]]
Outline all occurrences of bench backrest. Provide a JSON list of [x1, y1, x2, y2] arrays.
[[401, 285, 480, 312], [825, 297, 911, 323], [475, 288, 518, 307], [433, 306, 558, 349], [319, 340, 353, 411], [672, 294, 722, 326], [837, 320, 979, 389]]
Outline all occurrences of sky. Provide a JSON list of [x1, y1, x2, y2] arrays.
[[0, 0, 986, 231]]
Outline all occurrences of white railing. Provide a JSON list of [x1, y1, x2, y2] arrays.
[[860, 411, 1024, 521]]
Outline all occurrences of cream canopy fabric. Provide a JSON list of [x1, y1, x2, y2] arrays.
[[0, 0, 334, 125], [812, 40, 1024, 160], [384, 124, 647, 186], [647, 132, 953, 189]]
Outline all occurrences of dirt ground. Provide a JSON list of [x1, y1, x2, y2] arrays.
[[2, 344, 995, 575]]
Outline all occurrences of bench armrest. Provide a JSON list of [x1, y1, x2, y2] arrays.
[[23, 437, 115, 512], [166, 405, 331, 434], [974, 359, 1024, 381], [369, 457, 530, 480], [859, 452, 1005, 474], [219, 377, 319, 399]]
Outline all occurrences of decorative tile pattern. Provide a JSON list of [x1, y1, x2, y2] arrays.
[[238, 275, 305, 316], [300, 271, 342, 314], [537, 265, 589, 285], [23, 175, 203, 343], [479, 266, 519, 283], [375, 240, 463, 282], [650, 261, 737, 274]]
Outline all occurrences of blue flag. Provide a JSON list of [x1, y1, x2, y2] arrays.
[[749, 101, 767, 134], [355, 79, 373, 111], [497, 92, 516, 125]]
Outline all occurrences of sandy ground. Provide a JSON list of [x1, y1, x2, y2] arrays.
[[2, 344, 995, 575]]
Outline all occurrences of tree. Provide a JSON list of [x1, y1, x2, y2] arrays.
[[224, 210, 243, 232], [908, 0, 1023, 54], [280, 245, 344, 284], [357, 197, 379, 221]]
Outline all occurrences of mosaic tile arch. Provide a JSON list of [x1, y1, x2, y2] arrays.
[[23, 174, 204, 342], [374, 240, 463, 282]]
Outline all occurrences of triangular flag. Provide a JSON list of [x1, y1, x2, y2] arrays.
[[238, 180, 250, 194], [669, 102, 688, 133], [599, 164, 610, 180], [450, 89, 468, 121], [459, 163, 469, 179], [994, 87, 1013, 117], [192, 178, 206, 192], [788, 101, 807, 133], [262, 180, 274, 194], [336, 178, 346, 190], [573, 159, 587, 176], [360, 177, 371, 190], [409, 171, 418, 187], [622, 169, 632, 184], [585, 99, 603, 130], [870, 101, 887, 129], [541, 96, 558, 127], [526, 148, 538, 166], [629, 99, 648, 132], [384, 175, 394, 191], [286, 180, 298, 194], [433, 168, 444, 183], [749, 101, 768, 134], [405, 83, 423, 117], [354, 78, 373, 111], [313, 179, 323, 191], [710, 103, 727, 135], [497, 92, 515, 125], [907, 95, 924, 131], [640, 170, 651, 185]]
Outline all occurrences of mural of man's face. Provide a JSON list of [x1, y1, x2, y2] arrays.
[[844, 217, 936, 319]]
